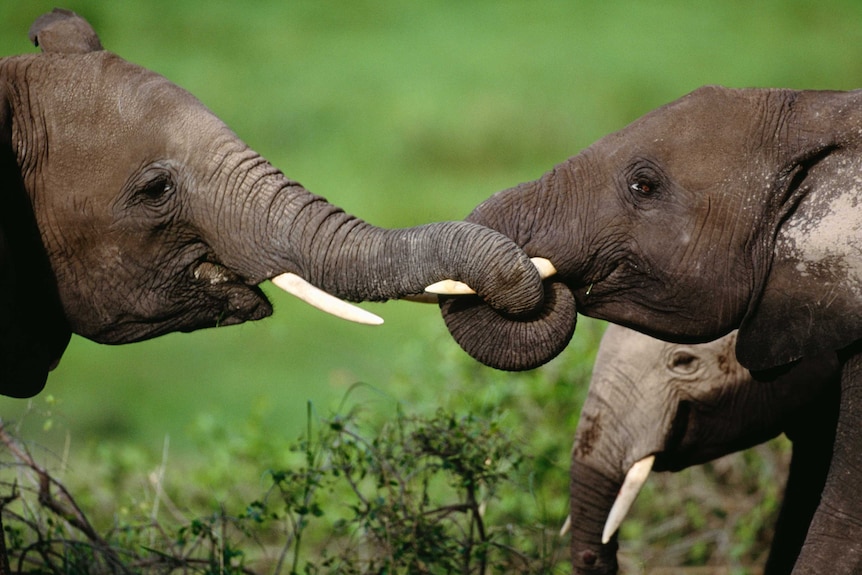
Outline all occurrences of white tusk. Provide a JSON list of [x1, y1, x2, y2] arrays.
[[271, 273, 384, 326], [531, 257, 558, 280], [560, 514, 571, 537], [602, 455, 655, 544], [424, 257, 558, 295], [424, 278, 476, 296]]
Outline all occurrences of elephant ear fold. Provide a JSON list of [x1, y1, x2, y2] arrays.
[[0, 89, 71, 397], [0, 230, 66, 398], [737, 256, 862, 373], [28, 9, 103, 54], [738, 135, 862, 372]]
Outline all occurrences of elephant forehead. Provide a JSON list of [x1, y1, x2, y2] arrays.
[[37, 52, 227, 155], [600, 87, 776, 181], [108, 60, 230, 154]]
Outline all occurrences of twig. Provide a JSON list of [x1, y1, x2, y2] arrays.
[[0, 419, 129, 573], [0, 486, 17, 575]]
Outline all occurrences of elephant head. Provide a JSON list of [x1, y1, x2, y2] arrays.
[[0, 10, 546, 398], [438, 85, 862, 372], [567, 324, 838, 574]]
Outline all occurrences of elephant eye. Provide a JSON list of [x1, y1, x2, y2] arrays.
[[141, 178, 173, 199], [624, 160, 664, 202], [630, 180, 655, 196], [135, 174, 175, 205], [669, 350, 699, 375]]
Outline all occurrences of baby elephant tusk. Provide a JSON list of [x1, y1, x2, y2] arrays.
[[602, 454, 655, 544], [271, 273, 384, 326], [559, 514, 572, 537], [424, 257, 558, 296]]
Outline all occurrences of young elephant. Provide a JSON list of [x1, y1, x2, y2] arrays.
[[0, 10, 545, 397], [568, 324, 839, 574]]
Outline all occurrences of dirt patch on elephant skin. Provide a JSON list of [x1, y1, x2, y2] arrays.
[[716, 353, 730, 375], [573, 411, 602, 459]]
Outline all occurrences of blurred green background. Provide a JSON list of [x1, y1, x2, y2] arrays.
[[2, 0, 861, 454]]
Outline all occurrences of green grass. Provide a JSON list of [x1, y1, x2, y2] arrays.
[[0, 3, 858, 570]]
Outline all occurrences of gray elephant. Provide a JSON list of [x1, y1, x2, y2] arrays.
[[0, 10, 546, 398], [567, 324, 839, 574], [435, 85, 862, 572]]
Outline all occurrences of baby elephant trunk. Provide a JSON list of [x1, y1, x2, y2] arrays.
[[568, 462, 622, 575]]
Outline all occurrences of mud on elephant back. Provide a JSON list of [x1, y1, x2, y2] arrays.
[[437, 86, 862, 573], [0, 9, 548, 398]]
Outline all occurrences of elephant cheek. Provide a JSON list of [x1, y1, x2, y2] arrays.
[[440, 280, 577, 371]]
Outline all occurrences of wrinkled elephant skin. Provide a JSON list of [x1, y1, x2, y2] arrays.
[[0, 9, 546, 397]]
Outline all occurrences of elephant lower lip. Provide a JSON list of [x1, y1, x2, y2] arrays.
[[654, 402, 693, 471]]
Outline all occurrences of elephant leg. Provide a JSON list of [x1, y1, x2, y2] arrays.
[[791, 345, 862, 574], [765, 384, 839, 574]]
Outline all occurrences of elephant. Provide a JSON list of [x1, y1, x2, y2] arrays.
[[567, 324, 839, 574], [435, 85, 862, 572], [0, 9, 547, 399]]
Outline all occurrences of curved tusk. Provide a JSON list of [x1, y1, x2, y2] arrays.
[[602, 455, 654, 544], [424, 257, 558, 296], [271, 273, 384, 326], [559, 514, 571, 537]]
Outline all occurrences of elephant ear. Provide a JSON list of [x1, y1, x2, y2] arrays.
[[0, 85, 71, 397], [737, 142, 862, 371], [28, 9, 103, 54], [736, 256, 862, 372]]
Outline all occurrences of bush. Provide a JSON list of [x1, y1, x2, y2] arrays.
[[0, 400, 568, 574], [0, 318, 788, 574]]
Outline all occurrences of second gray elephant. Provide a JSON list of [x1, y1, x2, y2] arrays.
[[569, 324, 839, 574]]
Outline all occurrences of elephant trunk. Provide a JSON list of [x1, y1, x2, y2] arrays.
[[211, 161, 546, 318], [439, 174, 579, 370], [568, 461, 622, 575]]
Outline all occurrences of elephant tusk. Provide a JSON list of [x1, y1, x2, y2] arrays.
[[423, 278, 477, 296], [424, 257, 558, 296], [602, 454, 655, 544], [559, 514, 571, 537], [531, 257, 558, 280], [271, 273, 384, 326]]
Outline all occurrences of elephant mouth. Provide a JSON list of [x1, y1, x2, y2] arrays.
[[598, 403, 692, 544], [188, 258, 273, 328], [191, 259, 385, 326], [193, 260, 243, 285], [653, 400, 693, 472]]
